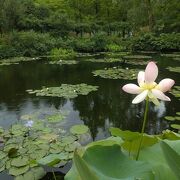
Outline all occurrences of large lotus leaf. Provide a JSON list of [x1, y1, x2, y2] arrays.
[[139, 140, 180, 180], [160, 130, 180, 140], [65, 145, 154, 180], [70, 125, 89, 135], [109, 128, 140, 141], [121, 134, 158, 154], [161, 141, 180, 179], [86, 136, 123, 149]]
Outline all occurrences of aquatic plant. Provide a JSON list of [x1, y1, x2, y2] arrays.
[[93, 67, 139, 80], [48, 60, 78, 65], [166, 66, 180, 73], [0, 121, 89, 179], [26, 84, 98, 98]]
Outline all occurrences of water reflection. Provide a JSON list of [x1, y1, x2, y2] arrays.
[[0, 56, 179, 140]]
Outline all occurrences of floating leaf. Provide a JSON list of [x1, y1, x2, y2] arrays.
[[11, 157, 29, 167], [47, 114, 65, 123], [123, 55, 152, 59], [164, 116, 176, 121], [171, 124, 180, 130], [27, 84, 98, 98], [9, 165, 29, 176], [49, 60, 78, 65], [93, 67, 139, 80], [166, 67, 180, 73], [70, 125, 89, 135]]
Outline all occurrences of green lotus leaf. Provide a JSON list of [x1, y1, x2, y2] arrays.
[[11, 157, 29, 167], [160, 130, 180, 140], [176, 112, 180, 116], [171, 124, 180, 130], [9, 165, 29, 176], [65, 145, 154, 180], [109, 127, 141, 141], [139, 140, 180, 180], [70, 124, 89, 135], [161, 141, 180, 179]]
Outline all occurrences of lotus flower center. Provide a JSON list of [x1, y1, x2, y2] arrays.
[[140, 82, 157, 90]]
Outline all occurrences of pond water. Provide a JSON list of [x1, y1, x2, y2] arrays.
[[0, 54, 179, 140]]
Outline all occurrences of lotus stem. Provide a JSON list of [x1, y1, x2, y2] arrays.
[[136, 98, 149, 160], [52, 170, 57, 180]]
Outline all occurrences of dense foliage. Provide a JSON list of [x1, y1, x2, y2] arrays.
[[0, 0, 179, 58]]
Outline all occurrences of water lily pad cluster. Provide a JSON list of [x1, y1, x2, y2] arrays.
[[166, 66, 180, 73], [0, 122, 89, 179], [104, 52, 130, 58], [48, 60, 78, 65], [20, 109, 69, 126], [161, 53, 180, 58], [0, 57, 39, 66], [125, 60, 148, 66], [26, 84, 98, 98], [164, 112, 180, 130], [85, 58, 122, 63], [123, 55, 152, 59], [92, 67, 139, 80], [173, 57, 180, 61], [170, 86, 180, 100]]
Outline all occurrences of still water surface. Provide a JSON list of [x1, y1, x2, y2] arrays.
[[0, 54, 179, 141]]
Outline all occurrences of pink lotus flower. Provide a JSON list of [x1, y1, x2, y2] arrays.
[[122, 61, 175, 105]]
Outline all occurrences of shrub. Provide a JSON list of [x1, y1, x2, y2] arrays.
[[131, 33, 180, 51], [105, 44, 126, 52], [50, 48, 77, 60], [10, 31, 57, 56]]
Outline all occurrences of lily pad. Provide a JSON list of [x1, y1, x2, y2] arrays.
[[70, 124, 89, 135], [46, 113, 65, 123], [93, 67, 139, 80], [85, 58, 121, 63], [170, 86, 180, 100], [171, 124, 180, 130], [165, 116, 176, 121], [26, 84, 98, 98], [9, 165, 29, 176], [166, 67, 180, 73], [0, 57, 39, 66], [11, 157, 29, 167], [123, 55, 152, 59], [49, 60, 78, 65]]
